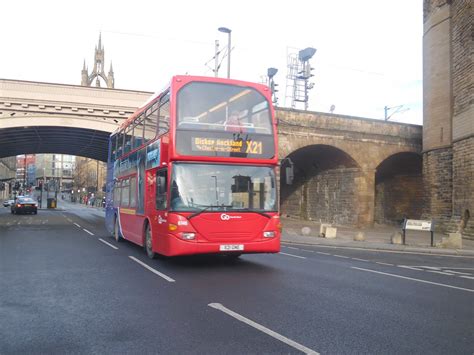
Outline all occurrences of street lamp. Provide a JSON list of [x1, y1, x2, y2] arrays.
[[218, 27, 231, 78]]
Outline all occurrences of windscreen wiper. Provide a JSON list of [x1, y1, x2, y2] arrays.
[[233, 208, 272, 219], [187, 204, 232, 220]]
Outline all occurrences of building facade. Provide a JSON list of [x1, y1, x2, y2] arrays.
[[73, 157, 107, 202], [35, 154, 76, 192], [423, 0, 473, 238], [0, 157, 16, 199]]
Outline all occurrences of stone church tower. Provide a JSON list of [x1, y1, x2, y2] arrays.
[[81, 34, 115, 88], [423, 0, 473, 238]]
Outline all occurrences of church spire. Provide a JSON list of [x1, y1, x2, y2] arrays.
[[98, 33, 103, 51], [81, 34, 115, 88]]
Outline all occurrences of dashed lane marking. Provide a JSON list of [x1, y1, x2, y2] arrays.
[[443, 270, 473, 275], [426, 270, 455, 276], [128, 256, 175, 283], [351, 258, 369, 262], [333, 255, 350, 259], [459, 275, 474, 280], [279, 252, 306, 259], [286, 246, 300, 250], [98, 238, 118, 250], [83, 228, 94, 236], [73, 223, 81, 228], [208, 303, 319, 355], [376, 262, 394, 266], [397, 265, 423, 271], [316, 252, 331, 256], [301, 249, 315, 253], [352, 267, 474, 293]]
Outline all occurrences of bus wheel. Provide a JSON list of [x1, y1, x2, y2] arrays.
[[114, 217, 122, 242], [145, 225, 156, 259]]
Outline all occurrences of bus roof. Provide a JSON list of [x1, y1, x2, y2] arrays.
[[111, 75, 271, 136]]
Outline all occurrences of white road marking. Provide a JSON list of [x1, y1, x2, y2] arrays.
[[301, 249, 315, 253], [352, 258, 369, 262], [333, 255, 350, 259], [459, 275, 474, 280], [286, 246, 300, 250], [439, 267, 474, 270], [415, 266, 441, 270], [99, 238, 118, 250], [83, 229, 94, 236], [281, 242, 474, 258], [73, 223, 81, 228], [352, 267, 474, 293], [375, 262, 394, 266], [280, 252, 306, 259], [397, 265, 423, 271], [208, 303, 319, 355], [443, 270, 472, 275], [316, 252, 331, 255], [426, 270, 455, 276], [128, 256, 175, 282]]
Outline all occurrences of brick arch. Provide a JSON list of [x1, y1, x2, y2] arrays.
[[374, 152, 423, 224], [280, 144, 364, 225], [279, 136, 362, 169]]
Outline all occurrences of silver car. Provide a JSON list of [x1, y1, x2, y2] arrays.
[[3, 199, 14, 207]]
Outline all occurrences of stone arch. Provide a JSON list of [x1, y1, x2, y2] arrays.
[[280, 144, 364, 225], [374, 152, 423, 224], [0, 126, 111, 162]]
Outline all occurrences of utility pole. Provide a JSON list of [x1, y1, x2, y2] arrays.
[[214, 40, 219, 77], [384, 105, 409, 121]]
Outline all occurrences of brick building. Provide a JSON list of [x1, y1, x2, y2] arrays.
[[423, 0, 473, 238]]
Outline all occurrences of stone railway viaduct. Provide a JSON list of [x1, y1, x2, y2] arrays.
[[0, 79, 424, 231]]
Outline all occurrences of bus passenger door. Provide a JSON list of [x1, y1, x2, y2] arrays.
[[153, 169, 168, 252]]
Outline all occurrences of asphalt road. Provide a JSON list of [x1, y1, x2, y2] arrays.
[[1, 204, 473, 354]]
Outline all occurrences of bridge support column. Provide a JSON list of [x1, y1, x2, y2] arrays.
[[354, 168, 375, 227]]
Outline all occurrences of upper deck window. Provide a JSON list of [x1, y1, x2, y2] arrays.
[[177, 82, 272, 135]]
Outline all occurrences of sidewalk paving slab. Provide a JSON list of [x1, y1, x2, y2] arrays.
[[281, 217, 474, 257]]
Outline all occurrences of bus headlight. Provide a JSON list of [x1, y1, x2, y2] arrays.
[[181, 232, 196, 240], [263, 231, 275, 238]]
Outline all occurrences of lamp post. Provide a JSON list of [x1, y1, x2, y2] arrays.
[[218, 27, 231, 78]]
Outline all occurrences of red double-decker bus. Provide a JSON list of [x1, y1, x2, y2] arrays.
[[105, 75, 281, 258]]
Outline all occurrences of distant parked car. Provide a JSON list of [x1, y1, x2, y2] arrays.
[[11, 197, 38, 214], [3, 199, 14, 207]]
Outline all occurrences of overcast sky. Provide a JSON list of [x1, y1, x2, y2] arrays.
[[1, 0, 423, 124]]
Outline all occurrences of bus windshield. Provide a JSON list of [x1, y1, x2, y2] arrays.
[[176, 82, 272, 135], [170, 163, 277, 212]]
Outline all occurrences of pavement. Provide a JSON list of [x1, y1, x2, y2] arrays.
[[280, 216, 474, 256]]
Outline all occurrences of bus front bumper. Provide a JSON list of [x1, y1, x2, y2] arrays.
[[156, 234, 281, 257]]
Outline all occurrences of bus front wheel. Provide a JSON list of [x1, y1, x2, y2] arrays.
[[145, 224, 156, 259]]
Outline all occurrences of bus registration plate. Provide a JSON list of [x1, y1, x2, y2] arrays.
[[220, 244, 244, 251]]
